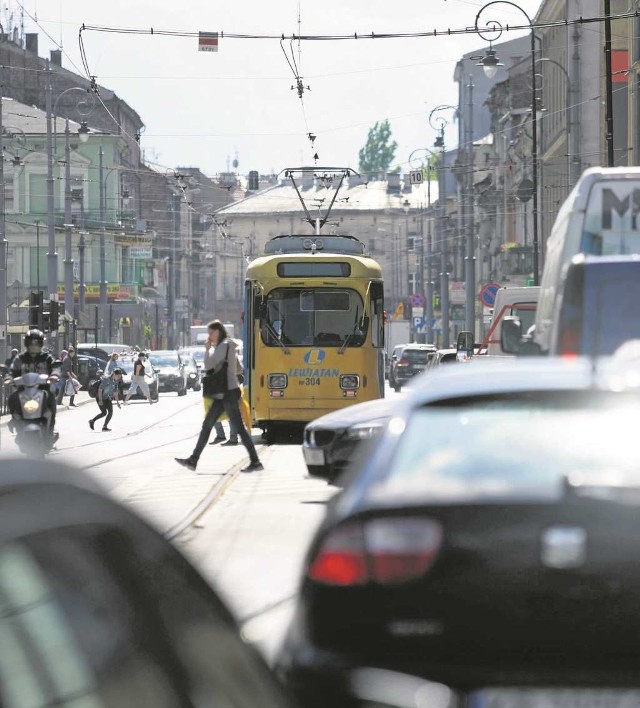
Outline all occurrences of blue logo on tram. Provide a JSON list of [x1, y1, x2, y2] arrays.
[[304, 349, 326, 365]]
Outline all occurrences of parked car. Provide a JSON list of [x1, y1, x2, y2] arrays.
[[389, 343, 436, 391], [387, 344, 408, 389], [302, 397, 400, 484], [117, 354, 159, 401], [427, 347, 458, 369], [75, 352, 109, 389], [279, 354, 640, 707], [148, 350, 188, 396], [0, 458, 297, 708], [179, 349, 202, 391]]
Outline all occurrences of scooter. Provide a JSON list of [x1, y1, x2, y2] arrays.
[[5, 372, 58, 456]]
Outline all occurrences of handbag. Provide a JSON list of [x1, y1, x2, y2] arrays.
[[202, 342, 230, 397], [64, 379, 76, 396]]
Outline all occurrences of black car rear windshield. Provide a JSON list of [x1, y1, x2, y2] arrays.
[[401, 350, 432, 364], [370, 392, 640, 503]]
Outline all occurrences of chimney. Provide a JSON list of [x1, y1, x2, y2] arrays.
[[50, 50, 62, 67], [25, 33, 38, 55]]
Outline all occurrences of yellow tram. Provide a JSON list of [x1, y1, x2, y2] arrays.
[[244, 235, 384, 439]]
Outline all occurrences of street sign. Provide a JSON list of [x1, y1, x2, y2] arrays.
[[413, 316, 424, 330], [409, 292, 425, 307], [409, 170, 423, 185], [479, 282, 502, 307], [412, 306, 424, 318]]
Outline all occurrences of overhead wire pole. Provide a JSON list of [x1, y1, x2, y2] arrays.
[[45, 59, 59, 351], [0, 73, 7, 360], [63, 120, 74, 343], [99, 146, 107, 339], [465, 74, 476, 336], [604, 0, 614, 166]]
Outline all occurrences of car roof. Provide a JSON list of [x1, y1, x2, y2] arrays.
[[402, 354, 640, 408]]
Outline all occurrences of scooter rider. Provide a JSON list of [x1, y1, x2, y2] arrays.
[[9, 329, 58, 435]]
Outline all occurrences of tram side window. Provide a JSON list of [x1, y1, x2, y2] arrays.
[[370, 283, 384, 348]]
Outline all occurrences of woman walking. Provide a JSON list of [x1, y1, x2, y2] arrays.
[[175, 320, 262, 472]]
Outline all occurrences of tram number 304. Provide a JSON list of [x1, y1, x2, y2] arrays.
[[300, 377, 321, 386]]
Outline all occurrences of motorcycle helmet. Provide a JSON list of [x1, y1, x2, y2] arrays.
[[24, 329, 44, 348]]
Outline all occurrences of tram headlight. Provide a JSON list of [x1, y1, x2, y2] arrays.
[[268, 373, 288, 389], [340, 374, 360, 390]]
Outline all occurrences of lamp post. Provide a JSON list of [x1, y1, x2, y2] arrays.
[[429, 105, 456, 348], [46, 78, 93, 347], [407, 148, 436, 345], [0, 78, 6, 359], [475, 1, 539, 285]]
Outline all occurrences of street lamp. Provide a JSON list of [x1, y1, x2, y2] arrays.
[[475, 1, 539, 285], [46, 71, 95, 350], [429, 105, 456, 348]]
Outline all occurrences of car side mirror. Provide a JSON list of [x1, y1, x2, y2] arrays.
[[501, 316, 522, 354], [97, 368, 104, 376]]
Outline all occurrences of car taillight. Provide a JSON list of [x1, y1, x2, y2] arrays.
[[308, 524, 368, 586], [397, 359, 409, 367], [308, 518, 442, 587], [559, 325, 582, 357]]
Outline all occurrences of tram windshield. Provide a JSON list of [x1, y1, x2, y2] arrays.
[[261, 287, 366, 347]]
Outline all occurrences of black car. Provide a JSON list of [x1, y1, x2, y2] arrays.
[[279, 355, 640, 707], [148, 350, 188, 396], [75, 353, 109, 389], [0, 458, 295, 708], [390, 343, 436, 391], [302, 397, 399, 483]]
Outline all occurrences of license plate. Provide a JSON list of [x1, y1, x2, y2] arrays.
[[303, 448, 325, 466], [469, 688, 640, 708]]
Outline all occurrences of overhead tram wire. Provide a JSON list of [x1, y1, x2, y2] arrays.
[[79, 10, 640, 44]]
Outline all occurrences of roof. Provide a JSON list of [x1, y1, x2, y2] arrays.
[[2, 97, 97, 136], [215, 176, 439, 218]]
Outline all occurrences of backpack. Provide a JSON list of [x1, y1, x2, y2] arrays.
[[88, 378, 101, 399]]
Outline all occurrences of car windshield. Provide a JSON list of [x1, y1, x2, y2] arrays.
[[150, 354, 179, 368], [370, 393, 640, 504], [190, 349, 205, 364], [116, 358, 136, 374]]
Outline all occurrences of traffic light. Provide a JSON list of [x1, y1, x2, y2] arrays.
[[29, 292, 43, 328]]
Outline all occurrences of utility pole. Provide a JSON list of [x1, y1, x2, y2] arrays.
[[0, 77, 7, 360], [63, 120, 74, 337], [438, 142, 450, 349], [45, 59, 59, 350], [425, 166, 434, 345], [604, 0, 614, 166], [78, 234, 85, 318], [98, 146, 107, 340], [465, 74, 476, 336]]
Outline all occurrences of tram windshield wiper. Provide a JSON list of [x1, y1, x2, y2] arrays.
[[264, 320, 290, 354], [339, 308, 361, 355]]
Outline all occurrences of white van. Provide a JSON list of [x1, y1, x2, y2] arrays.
[[481, 286, 539, 356], [536, 167, 640, 353]]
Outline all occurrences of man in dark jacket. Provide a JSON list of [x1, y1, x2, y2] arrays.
[[9, 329, 58, 434]]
